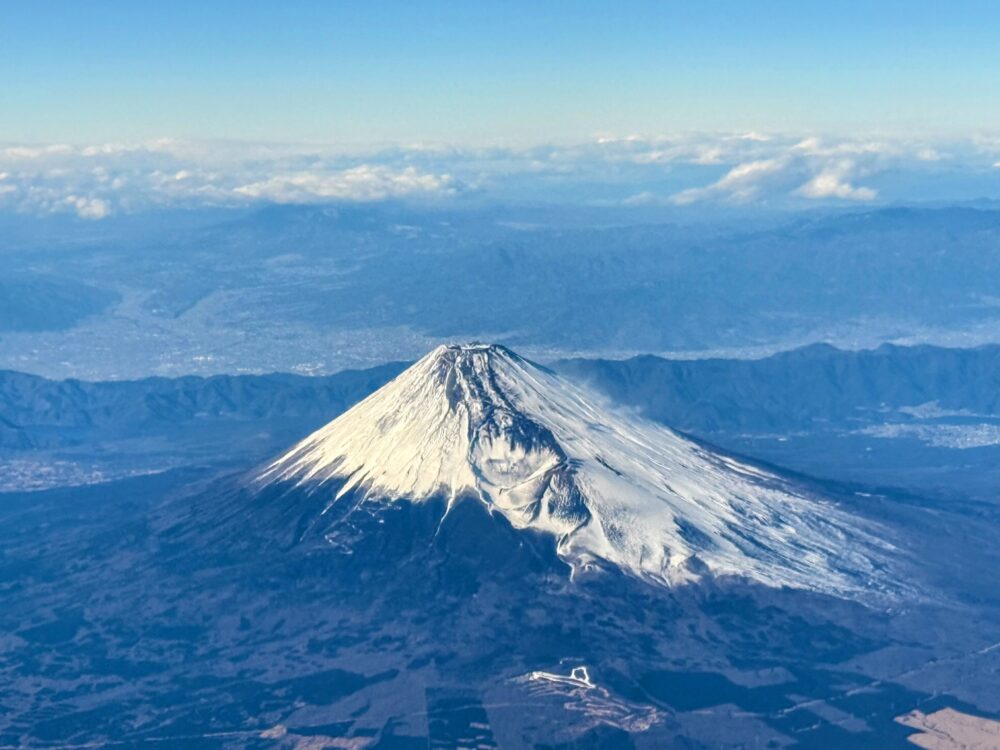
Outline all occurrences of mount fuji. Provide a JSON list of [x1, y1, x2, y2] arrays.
[[256, 343, 894, 598], [8, 344, 1000, 749]]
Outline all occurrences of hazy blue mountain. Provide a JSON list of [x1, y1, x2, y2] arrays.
[[0, 363, 405, 446], [0, 414, 32, 450], [0, 363, 406, 491], [555, 343, 1000, 433], [3, 204, 1000, 379], [0, 274, 118, 333]]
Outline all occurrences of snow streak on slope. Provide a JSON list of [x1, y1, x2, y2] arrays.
[[260, 344, 892, 595]]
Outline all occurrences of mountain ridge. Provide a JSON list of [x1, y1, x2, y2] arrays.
[[257, 343, 895, 596]]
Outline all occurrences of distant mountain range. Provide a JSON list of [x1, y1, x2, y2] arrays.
[[3, 342, 998, 499], [0, 272, 118, 333], [556, 342, 1000, 433], [3, 205, 1000, 379], [0, 362, 406, 451], [4, 343, 997, 448]]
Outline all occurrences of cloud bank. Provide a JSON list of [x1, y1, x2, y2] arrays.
[[0, 133, 996, 219], [234, 166, 456, 203]]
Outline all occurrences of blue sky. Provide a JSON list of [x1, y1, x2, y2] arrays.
[[3, 0, 999, 145], [1, 2, 998, 218]]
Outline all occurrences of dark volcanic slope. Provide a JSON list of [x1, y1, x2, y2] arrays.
[[1, 443, 1000, 748]]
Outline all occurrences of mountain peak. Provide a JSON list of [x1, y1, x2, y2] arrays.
[[424, 341, 526, 376], [258, 343, 892, 596], [435, 341, 514, 354], [424, 341, 531, 378]]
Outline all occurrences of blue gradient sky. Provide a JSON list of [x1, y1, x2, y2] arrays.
[[3, 0, 998, 146]]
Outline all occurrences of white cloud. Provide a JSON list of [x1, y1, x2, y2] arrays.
[[2, 144, 74, 160], [692, 146, 725, 165], [713, 158, 787, 193], [0, 172, 15, 198], [792, 137, 890, 157], [672, 158, 790, 204], [668, 138, 892, 205], [0, 132, 993, 215], [64, 195, 111, 219], [233, 166, 455, 203], [621, 191, 658, 205], [795, 161, 876, 201], [791, 137, 823, 154], [79, 138, 184, 158]]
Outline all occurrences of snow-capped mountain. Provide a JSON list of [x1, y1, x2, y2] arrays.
[[259, 343, 892, 596]]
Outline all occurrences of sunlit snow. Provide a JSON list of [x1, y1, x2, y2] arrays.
[[260, 343, 893, 595]]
